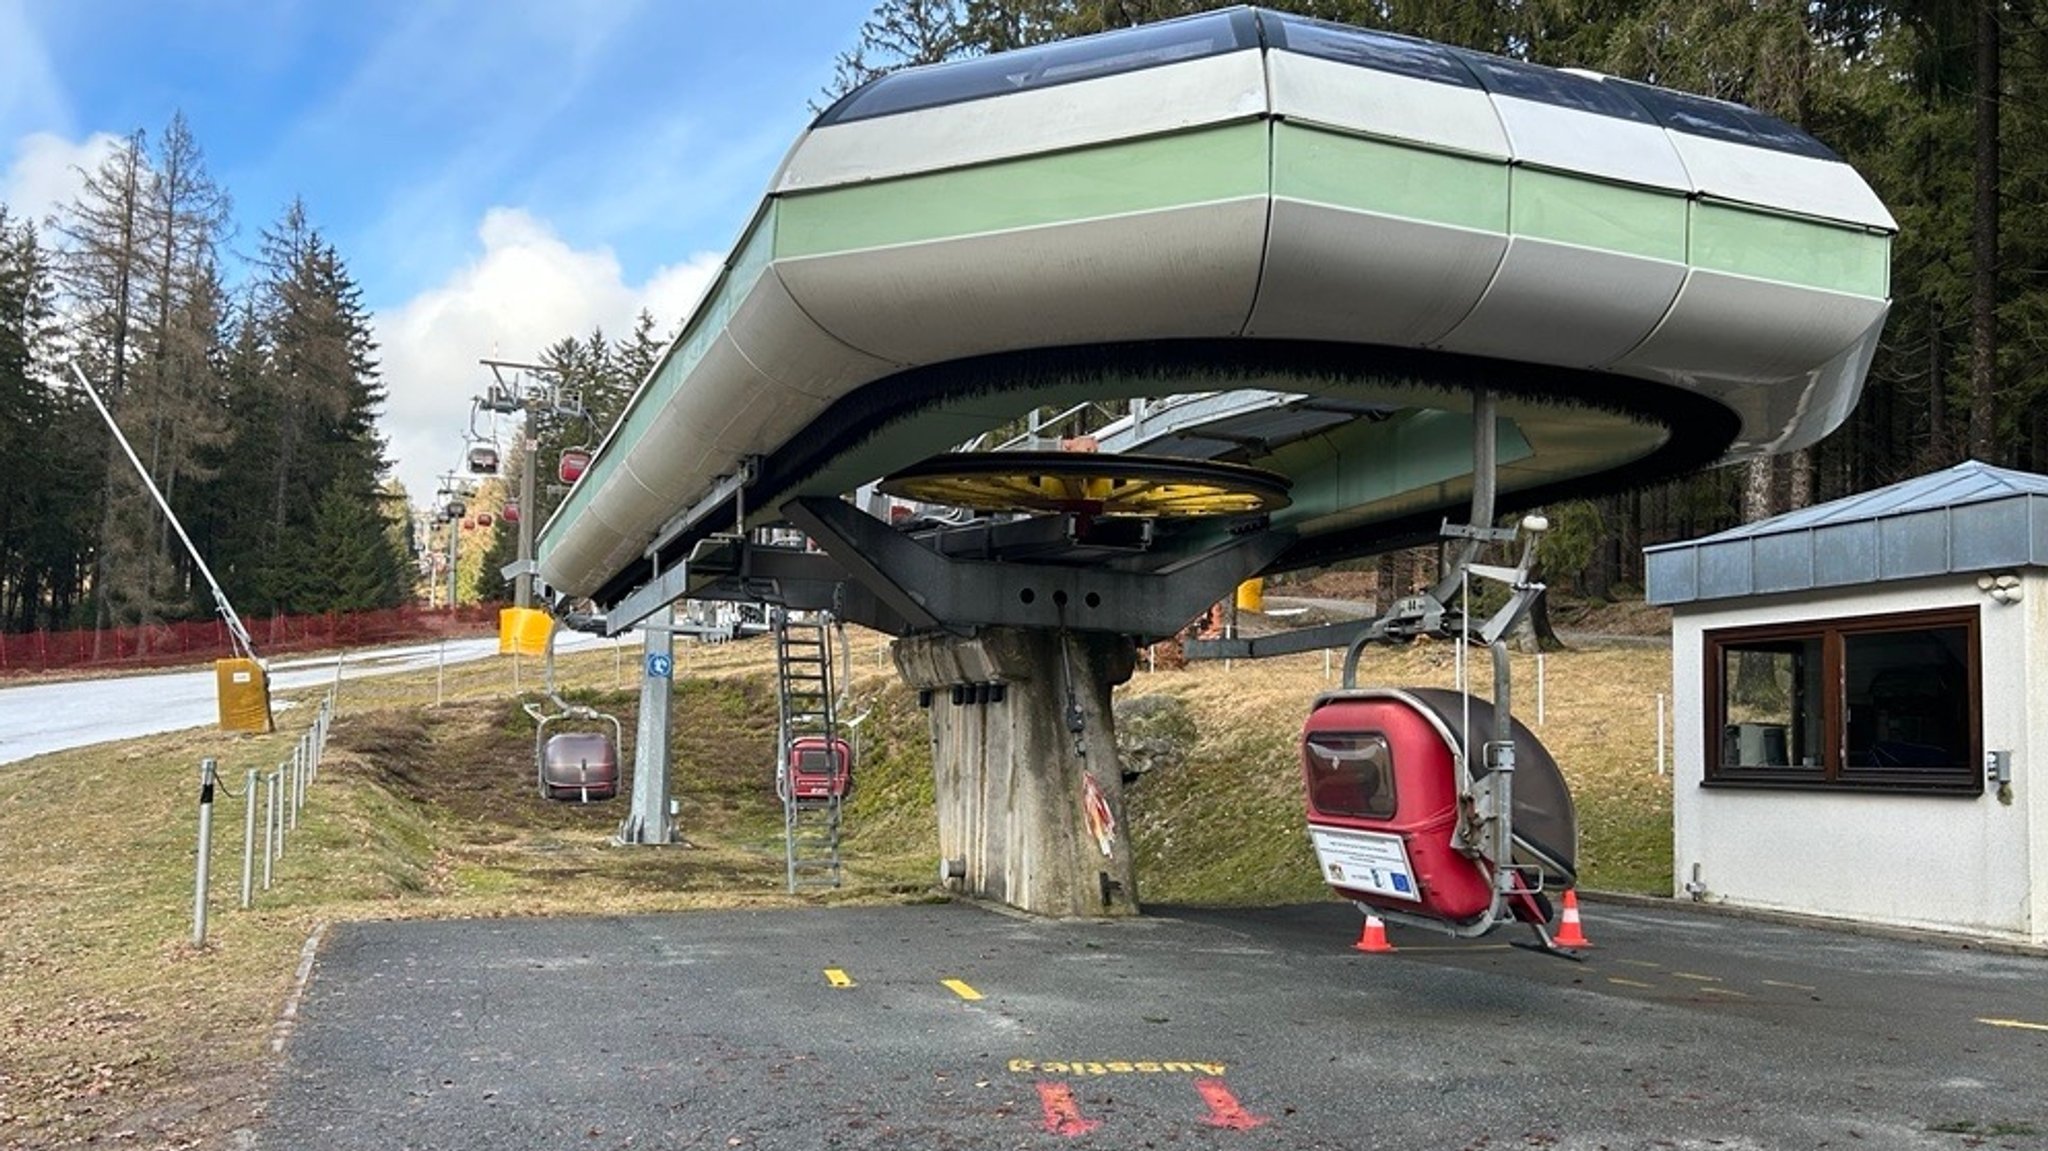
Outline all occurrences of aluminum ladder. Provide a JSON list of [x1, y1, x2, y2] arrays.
[[774, 608, 843, 890]]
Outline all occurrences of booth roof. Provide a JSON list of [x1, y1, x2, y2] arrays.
[[1645, 459, 2048, 606]]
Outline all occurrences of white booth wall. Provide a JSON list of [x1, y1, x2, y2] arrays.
[[1670, 572, 2047, 944]]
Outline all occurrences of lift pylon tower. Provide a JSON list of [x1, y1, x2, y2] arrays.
[[775, 608, 843, 890]]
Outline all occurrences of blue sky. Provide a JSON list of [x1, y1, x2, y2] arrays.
[[2, 0, 878, 500]]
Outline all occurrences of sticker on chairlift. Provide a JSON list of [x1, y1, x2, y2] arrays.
[[1309, 826, 1420, 902]]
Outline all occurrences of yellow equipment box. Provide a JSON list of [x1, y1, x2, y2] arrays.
[[215, 657, 274, 733], [499, 607, 554, 656]]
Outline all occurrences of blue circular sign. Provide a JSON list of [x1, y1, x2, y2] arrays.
[[646, 653, 673, 679]]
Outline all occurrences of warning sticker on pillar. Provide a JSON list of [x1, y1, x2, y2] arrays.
[[646, 652, 673, 679], [1083, 775, 1116, 857]]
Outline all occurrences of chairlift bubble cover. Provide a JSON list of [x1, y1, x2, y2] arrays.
[[1302, 687, 1575, 926], [541, 731, 618, 801], [788, 735, 852, 800]]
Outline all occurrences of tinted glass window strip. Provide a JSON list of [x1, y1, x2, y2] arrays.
[[1260, 12, 1480, 88], [816, 9, 1259, 125], [1450, 50, 1653, 123], [1608, 78, 1839, 161]]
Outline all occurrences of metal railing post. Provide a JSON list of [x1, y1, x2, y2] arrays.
[[263, 771, 278, 889], [241, 768, 258, 908], [192, 759, 216, 947]]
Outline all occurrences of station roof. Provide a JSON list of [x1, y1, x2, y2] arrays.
[[1645, 460, 2048, 606]]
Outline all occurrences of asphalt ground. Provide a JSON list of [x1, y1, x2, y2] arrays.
[[255, 898, 2048, 1150]]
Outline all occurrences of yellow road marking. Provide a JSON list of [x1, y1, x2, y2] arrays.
[[824, 968, 854, 988], [1696, 986, 1749, 998], [1607, 977, 1656, 989], [1672, 972, 1722, 983], [1618, 959, 1663, 970], [1762, 979, 1817, 992], [1386, 944, 1513, 953], [943, 978, 984, 1001], [1978, 1017, 2048, 1032]]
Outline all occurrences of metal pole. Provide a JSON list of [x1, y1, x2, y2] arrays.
[[1657, 693, 1668, 776], [263, 772, 277, 889], [619, 604, 677, 844], [291, 743, 303, 827], [241, 768, 258, 908], [516, 426, 538, 609], [447, 519, 460, 609], [192, 759, 216, 947], [437, 638, 446, 706], [67, 363, 257, 661]]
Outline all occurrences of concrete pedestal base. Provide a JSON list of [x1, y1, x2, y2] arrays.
[[894, 627, 1139, 917]]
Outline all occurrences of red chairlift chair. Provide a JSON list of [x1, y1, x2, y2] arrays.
[[1302, 687, 1576, 938]]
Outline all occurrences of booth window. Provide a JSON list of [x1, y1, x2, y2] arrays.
[[1304, 732, 1397, 818], [1703, 608, 1981, 795]]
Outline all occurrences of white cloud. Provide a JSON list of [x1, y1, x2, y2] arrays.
[[1, 130, 121, 230], [372, 207, 719, 505], [0, 1, 68, 147]]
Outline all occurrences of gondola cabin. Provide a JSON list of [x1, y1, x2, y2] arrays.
[[558, 448, 591, 485], [477, 512, 494, 527], [786, 735, 852, 801], [468, 445, 501, 475], [444, 499, 466, 520], [502, 500, 520, 525], [1302, 688, 1577, 935]]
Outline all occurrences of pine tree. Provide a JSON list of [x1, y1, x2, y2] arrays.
[[0, 208, 92, 631], [296, 477, 406, 612]]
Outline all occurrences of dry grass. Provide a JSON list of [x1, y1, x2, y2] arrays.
[[1119, 636, 1675, 904], [0, 624, 1674, 1148]]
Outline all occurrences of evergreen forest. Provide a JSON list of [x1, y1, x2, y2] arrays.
[[1, 0, 2043, 634]]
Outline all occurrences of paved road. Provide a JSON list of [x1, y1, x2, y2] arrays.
[[0, 632, 617, 766], [255, 899, 2048, 1150]]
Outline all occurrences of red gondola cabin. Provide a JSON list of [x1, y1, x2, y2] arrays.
[[558, 448, 591, 485]]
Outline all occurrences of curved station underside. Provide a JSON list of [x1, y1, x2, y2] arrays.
[[536, 6, 1894, 624]]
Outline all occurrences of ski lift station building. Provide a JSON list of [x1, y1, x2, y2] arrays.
[[1646, 460, 2048, 945]]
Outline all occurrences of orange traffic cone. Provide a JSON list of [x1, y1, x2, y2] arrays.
[[1552, 888, 1592, 948], [1353, 913, 1396, 953]]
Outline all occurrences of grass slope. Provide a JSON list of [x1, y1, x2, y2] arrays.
[[0, 628, 1672, 1147]]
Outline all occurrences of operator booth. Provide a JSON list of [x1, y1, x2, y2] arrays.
[[1303, 687, 1577, 934]]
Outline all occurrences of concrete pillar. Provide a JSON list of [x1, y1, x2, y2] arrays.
[[893, 627, 1139, 917]]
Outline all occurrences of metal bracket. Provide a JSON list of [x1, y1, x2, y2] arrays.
[[783, 496, 1292, 639], [645, 459, 760, 561]]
